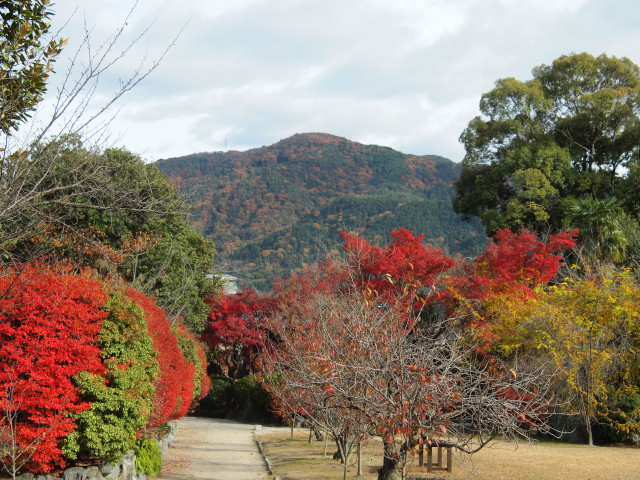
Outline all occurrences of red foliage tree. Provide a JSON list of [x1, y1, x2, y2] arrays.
[[340, 228, 455, 301], [468, 227, 578, 299], [0, 266, 107, 474], [266, 287, 553, 480], [202, 289, 277, 378], [264, 227, 576, 479], [444, 228, 577, 341], [126, 289, 194, 427]]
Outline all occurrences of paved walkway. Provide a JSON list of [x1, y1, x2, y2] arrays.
[[157, 417, 271, 480]]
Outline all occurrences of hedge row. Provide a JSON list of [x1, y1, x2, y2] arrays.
[[0, 264, 210, 474]]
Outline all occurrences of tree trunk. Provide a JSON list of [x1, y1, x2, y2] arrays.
[[585, 413, 594, 446], [377, 437, 400, 480], [290, 415, 295, 440], [332, 430, 352, 463], [334, 433, 350, 480], [324, 430, 329, 458]]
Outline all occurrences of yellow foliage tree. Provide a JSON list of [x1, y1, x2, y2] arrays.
[[481, 266, 640, 446]]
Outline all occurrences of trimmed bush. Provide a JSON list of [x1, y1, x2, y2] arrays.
[[1, 266, 205, 474], [63, 291, 159, 462], [126, 289, 195, 427], [134, 438, 162, 477], [0, 266, 107, 473], [175, 325, 210, 405]]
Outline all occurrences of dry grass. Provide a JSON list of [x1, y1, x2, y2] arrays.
[[257, 428, 640, 480]]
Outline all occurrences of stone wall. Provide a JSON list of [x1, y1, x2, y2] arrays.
[[14, 421, 178, 480]]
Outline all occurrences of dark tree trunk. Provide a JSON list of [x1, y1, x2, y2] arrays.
[[332, 430, 353, 463], [377, 437, 400, 480]]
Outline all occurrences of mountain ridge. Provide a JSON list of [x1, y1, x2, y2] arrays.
[[155, 133, 485, 291]]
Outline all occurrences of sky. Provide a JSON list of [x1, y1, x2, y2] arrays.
[[45, 0, 640, 163]]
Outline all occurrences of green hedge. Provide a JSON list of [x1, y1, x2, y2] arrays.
[[63, 291, 159, 462]]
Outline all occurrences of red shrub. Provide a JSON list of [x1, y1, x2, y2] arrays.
[[196, 345, 211, 403], [190, 329, 211, 403], [174, 324, 208, 412], [0, 265, 107, 473], [126, 289, 194, 426]]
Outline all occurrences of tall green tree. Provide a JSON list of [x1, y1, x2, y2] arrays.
[[0, 1, 173, 267], [454, 53, 640, 236], [0, 0, 65, 132]]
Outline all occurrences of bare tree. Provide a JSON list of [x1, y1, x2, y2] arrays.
[[0, 1, 183, 269], [265, 287, 558, 480]]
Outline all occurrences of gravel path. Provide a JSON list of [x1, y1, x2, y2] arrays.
[[157, 417, 272, 480]]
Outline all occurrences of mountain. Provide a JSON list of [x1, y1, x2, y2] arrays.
[[155, 133, 485, 291]]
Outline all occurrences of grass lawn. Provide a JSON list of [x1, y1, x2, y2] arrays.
[[258, 428, 640, 480]]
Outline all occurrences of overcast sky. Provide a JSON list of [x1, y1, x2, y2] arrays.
[[46, 0, 640, 162]]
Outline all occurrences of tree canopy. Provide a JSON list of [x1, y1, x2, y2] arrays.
[[454, 53, 640, 237], [12, 137, 218, 334], [0, 0, 65, 132]]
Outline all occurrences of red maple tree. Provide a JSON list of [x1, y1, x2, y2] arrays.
[[202, 289, 277, 378], [340, 228, 455, 300], [467, 227, 578, 298]]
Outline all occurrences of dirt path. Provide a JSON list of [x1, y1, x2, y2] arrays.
[[157, 417, 272, 480]]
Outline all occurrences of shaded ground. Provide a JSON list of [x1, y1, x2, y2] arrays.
[[157, 417, 272, 480]]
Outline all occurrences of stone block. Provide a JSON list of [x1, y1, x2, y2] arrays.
[[63, 467, 85, 480], [100, 464, 116, 476], [36, 475, 61, 480], [118, 451, 136, 480], [84, 466, 103, 480]]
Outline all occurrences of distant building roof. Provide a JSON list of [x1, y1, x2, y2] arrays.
[[206, 273, 239, 295]]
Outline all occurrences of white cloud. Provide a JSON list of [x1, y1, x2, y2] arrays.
[[496, 0, 591, 13], [365, 0, 474, 50], [42, 0, 640, 163]]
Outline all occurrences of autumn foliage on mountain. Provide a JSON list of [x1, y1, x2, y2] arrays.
[[156, 133, 485, 290]]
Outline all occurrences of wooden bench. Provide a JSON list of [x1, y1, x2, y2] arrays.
[[418, 444, 453, 473]]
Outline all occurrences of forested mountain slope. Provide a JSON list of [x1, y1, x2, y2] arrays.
[[156, 133, 485, 290]]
